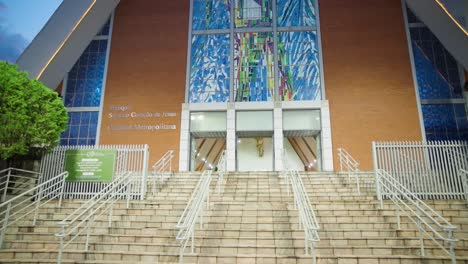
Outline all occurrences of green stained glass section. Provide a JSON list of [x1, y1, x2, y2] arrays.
[[234, 0, 272, 28], [234, 32, 275, 101]]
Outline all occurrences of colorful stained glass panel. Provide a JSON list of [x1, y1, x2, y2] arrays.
[[234, 0, 272, 28], [193, 0, 231, 30], [278, 31, 320, 101], [190, 34, 231, 103], [234, 32, 274, 102], [277, 0, 316, 27]]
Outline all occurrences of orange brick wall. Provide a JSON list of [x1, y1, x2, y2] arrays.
[[319, 0, 423, 170], [98, 0, 423, 171], [99, 0, 188, 169]]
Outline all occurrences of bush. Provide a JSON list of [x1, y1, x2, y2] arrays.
[[0, 61, 68, 161]]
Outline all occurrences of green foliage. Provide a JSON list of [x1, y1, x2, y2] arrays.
[[0, 61, 68, 160]]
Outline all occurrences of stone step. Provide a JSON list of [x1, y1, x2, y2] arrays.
[[7, 232, 468, 248], [5, 240, 468, 256], [39, 200, 468, 211], [11, 224, 463, 241], [0, 250, 466, 264]]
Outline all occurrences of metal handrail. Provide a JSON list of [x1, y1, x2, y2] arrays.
[[0, 171, 68, 248], [216, 150, 227, 194], [176, 170, 212, 264], [337, 148, 361, 194], [461, 169, 468, 204], [285, 170, 320, 264], [0, 168, 42, 202], [152, 150, 174, 192], [375, 169, 457, 263], [56, 172, 134, 264]]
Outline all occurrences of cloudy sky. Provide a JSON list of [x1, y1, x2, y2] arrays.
[[0, 0, 63, 63]]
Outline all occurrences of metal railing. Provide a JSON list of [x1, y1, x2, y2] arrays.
[[0, 168, 42, 202], [284, 170, 320, 264], [40, 144, 149, 200], [56, 172, 135, 263], [372, 141, 468, 199], [337, 148, 361, 194], [152, 150, 174, 192], [176, 170, 212, 264], [375, 169, 457, 263], [462, 169, 468, 204], [216, 150, 227, 194], [0, 171, 68, 248]]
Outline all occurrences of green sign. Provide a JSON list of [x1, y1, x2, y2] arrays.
[[64, 149, 116, 182]]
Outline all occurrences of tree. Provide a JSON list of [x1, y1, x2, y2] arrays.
[[0, 61, 68, 162]]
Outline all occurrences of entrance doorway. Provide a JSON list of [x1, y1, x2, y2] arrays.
[[283, 134, 321, 171], [237, 136, 273, 171], [190, 137, 226, 171]]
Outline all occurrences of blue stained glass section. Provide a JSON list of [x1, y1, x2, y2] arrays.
[[278, 31, 320, 101], [412, 42, 458, 100], [60, 112, 100, 146], [422, 105, 468, 141], [410, 27, 462, 98], [64, 40, 108, 107], [193, 0, 231, 30], [97, 18, 111, 36], [277, 0, 316, 27], [190, 34, 231, 103]]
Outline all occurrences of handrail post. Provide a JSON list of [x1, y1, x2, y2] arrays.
[[0, 203, 12, 248], [376, 170, 383, 209], [179, 244, 184, 264], [126, 175, 131, 209], [2, 169, 11, 202], [354, 164, 360, 195], [311, 241, 316, 264], [141, 144, 149, 200], [33, 184, 44, 226], [416, 203, 425, 257], [109, 189, 115, 228], [58, 173, 67, 208], [57, 224, 65, 264], [85, 214, 94, 251], [396, 198, 401, 230], [462, 169, 468, 204], [447, 229, 456, 264]]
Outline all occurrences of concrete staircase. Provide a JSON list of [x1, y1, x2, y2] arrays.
[[0, 171, 467, 263]]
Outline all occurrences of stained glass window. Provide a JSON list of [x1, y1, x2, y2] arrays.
[[64, 40, 108, 107], [277, 0, 316, 27], [60, 17, 112, 145], [188, 0, 322, 103], [407, 6, 467, 141], [60, 112, 99, 145], [234, 0, 272, 28], [278, 31, 320, 101], [193, 0, 231, 30], [422, 104, 468, 141], [234, 32, 275, 102], [190, 34, 231, 103]]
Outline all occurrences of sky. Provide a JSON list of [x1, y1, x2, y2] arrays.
[[0, 0, 63, 63]]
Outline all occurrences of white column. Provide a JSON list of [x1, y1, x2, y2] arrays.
[[178, 104, 190, 171], [321, 100, 334, 171], [274, 105, 284, 171], [226, 106, 236, 171]]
